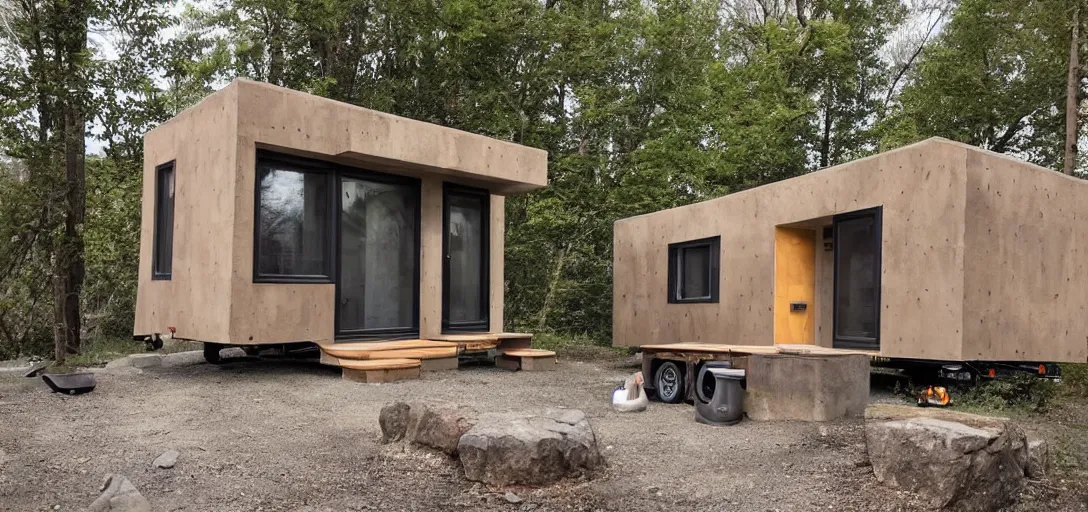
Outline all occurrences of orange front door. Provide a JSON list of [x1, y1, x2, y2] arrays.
[[774, 227, 816, 344]]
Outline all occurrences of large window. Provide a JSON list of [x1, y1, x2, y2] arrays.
[[255, 154, 333, 282], [337, 176, 420, 338], [152, 161, 175, 280], [667, 236, 720, 303]]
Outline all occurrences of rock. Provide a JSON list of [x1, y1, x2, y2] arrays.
[[503, 492, 522, 504], [1027, 439, 1048, 478], [406, 403, 478, 454], [379, 402, 412, 443], [162, 351, 205, 367], [380, 402, 478, 454], [457, 408, 602, 486], [127, 354, 163, 369], [866, 417, 1028, 511], [153, 450, 179, 469], [87, 474, 151, 512]]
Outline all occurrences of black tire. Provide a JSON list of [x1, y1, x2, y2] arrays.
[[203, 342, 224, 364], [654, 361, 685, 403]]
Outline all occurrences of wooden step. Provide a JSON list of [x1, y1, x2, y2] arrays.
[[499, 348, 555, 358], [339, 359, 421, 370], [496, 348, 557, 372], [365, 347, 459, 360], [321, 340, 457, 360], [340, 358, 421, 384]]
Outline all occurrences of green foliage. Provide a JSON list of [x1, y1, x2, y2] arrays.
[[957, 375, 1060, 413], [880, 0, 1078, 167], [1, 0, 1086, 357], [1060, 363, 1088, 398]]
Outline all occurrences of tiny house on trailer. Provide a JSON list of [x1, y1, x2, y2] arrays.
[[613, 138, 1088, 400], [133, 79, 553, 379]]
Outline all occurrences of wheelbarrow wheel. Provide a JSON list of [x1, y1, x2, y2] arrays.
[[203, 342, 224, 364], [654, 361, 685, 403]]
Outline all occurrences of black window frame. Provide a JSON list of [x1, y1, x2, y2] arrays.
[[333, 170, 423, 341], [831, 206, 882, 350], [667, 236, 721, 304], [152, 161, 176, 280], [252, 150, 337, 284], [441, 183, 491, 334]]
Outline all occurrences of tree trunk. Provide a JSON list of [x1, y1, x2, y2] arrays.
[[53, 0, 89, 363], [1065, 2, 1081, 176], [536, 243, 570, 332]]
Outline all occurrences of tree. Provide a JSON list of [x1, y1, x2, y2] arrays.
[[881, 0, 1080, 172], [0, 0, 173, 360], [1065, 1, 1082, 176]]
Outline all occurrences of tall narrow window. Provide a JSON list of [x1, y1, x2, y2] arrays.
[[667, 236, 720, 303], [152, 162, 175, 280], [833, 207, 882, 349], [254, 153, 333, 282], [442, 185, 490, 333]]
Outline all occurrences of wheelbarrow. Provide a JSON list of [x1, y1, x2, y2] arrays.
[[41, 372, 97, 395]]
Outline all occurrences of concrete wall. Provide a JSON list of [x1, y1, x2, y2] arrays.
[[228, 80, 519, 344], [961, 147, 1088, 362], [613, 138, 970, 360], [133, 86, 239, 342], [232, 79, 546, 194], [137, 79, 544, 344]]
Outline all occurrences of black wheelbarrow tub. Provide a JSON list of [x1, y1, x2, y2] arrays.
[[42, 372, 97, 394]]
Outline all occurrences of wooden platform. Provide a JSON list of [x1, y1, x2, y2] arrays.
[[317, 333, 538, 376], [495, 348, 557, 372], [639, 343, 876, 357]]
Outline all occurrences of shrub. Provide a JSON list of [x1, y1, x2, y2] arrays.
[[957, 374, 1058, 413]]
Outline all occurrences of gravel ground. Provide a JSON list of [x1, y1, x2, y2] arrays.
[[0, 353, 1083, 511]]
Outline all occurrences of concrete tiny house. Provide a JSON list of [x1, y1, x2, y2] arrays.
[[133, 79, 551, 374], [613, 138, 1088, 364]]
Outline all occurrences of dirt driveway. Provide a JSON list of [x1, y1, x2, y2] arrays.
[[0, 354, 1081, 511]]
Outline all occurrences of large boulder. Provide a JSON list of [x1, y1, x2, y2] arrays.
[[866, 417, 1028, 511], [379, 402, 412, 443], [379, 402, 478, 455], [406, 403, 478, 455], [457, 409, 602, 486]]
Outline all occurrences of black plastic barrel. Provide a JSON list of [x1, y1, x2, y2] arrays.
[[694, 367, 745, 426]]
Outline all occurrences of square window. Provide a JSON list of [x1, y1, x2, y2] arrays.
[[667, 236, 720, 303], [152, 161, 175, 280], [255, 155, 333, 282]]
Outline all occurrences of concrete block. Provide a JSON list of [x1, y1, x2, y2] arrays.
[[494, 355, 520, 371], [219, 347, 246, 359], [520, 356, 557, 371], [745, 353, 869, 421], [128, 354, 163, 369], [421, 357, 459, 372], [162, 351, 205, 367]]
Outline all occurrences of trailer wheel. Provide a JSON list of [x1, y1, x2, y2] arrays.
[[655, 361, 685, 403], [203, 343, 224, 364]]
